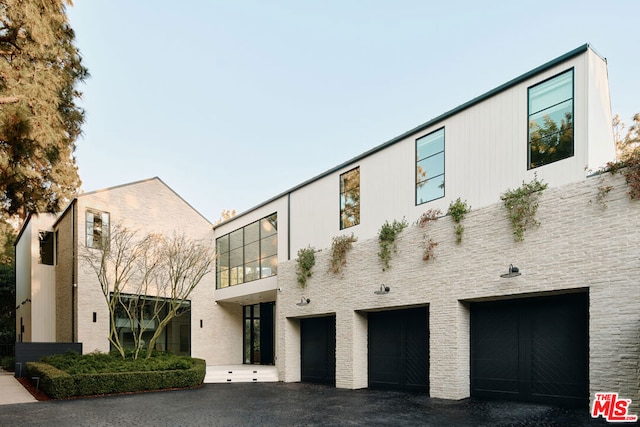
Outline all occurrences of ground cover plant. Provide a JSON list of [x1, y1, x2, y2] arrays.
[[26, 351, 205, 399]]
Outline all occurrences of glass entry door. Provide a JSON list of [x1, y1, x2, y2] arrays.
[[243, 302, 274, 365]]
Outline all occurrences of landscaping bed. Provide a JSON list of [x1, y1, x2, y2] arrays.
[[25, 351, 205, 399]]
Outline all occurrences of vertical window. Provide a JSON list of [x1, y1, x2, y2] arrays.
[[216, 213, 278, 289], [38, 231, 54, 265], [416, 128, 445, 205], [340, 167, 360, 229], [528, 69, 574, 169], [86, 209, 110, 249]]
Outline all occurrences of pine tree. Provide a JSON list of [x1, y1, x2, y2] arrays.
[[0, 0, 88, 219]]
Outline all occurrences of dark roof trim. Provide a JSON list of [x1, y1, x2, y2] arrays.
[[216, 43, 594, 228]]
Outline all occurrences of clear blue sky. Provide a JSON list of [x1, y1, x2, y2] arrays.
[[66, 1, 639, 222]]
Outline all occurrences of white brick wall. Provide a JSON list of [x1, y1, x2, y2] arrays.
[[275, 172, 640, 409]]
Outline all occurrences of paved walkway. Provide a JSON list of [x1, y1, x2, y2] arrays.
[[0, 382, 609, 426], [0, 369, 37, 405]]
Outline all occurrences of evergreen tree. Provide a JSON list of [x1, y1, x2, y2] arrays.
[[0, 0, 88, 219]]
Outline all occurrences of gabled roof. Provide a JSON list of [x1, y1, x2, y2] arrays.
[[53, 176, 212, 228], [215, 43, 600, 228]]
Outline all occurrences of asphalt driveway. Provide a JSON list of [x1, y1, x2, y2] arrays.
[[0, 382, 609, 426]]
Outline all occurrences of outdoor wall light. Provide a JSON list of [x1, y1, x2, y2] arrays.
[[500, 264, 521, 278], [374, 284, 390, 295], [296, 297, 311, 306]]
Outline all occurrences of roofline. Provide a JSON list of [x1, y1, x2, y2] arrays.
[[52, 176, 213, 228], [215, 43, 597, 228]]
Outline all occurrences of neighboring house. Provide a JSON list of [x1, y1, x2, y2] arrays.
[[15, 177, 219, 359], [17, 44, 640, 410]]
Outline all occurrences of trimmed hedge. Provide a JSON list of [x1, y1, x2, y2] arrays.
[[26, 358, 205, 399]]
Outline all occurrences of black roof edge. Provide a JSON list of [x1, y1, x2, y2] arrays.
[[214, 43, 595, 229]]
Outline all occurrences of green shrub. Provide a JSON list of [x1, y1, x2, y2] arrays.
[[27, 356, 205, 399], [1, 356, 15, 371]]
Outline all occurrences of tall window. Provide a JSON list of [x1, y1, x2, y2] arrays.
[[528, 69, 574, 169], [416, 128, 445, 205], [216, 213, 277, 289], [86, 209, 110, 249], [38, 231, 54, 265], [340, 167, 360, 229]]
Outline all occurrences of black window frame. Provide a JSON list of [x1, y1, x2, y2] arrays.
[[415, 127, 445, 206], [38, 230, 54, 265], [527, 68, 575, 170], [216, 213, 278, 289], [86, 208, 110, 250], [339, 166, 360, 230]]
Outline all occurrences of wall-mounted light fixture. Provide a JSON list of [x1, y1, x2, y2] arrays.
[[92, 312, 97, 323], [200, 319, 203, 328], [374, 285, 390, 295], [296, 297, 310, 306], [500, 264, 521, 278]]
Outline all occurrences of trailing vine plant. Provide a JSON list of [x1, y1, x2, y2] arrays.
[[416, 209, 441, 261], [447, 198, 471, 243], [605, 148, 640, 199], [501, 175, 548, 242], [296, 246, 316, 288], [329, 233, 357, 274], [377, 218, 408, 271]]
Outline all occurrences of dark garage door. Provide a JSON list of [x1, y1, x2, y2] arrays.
[[301, 316, 336, 384], [471, 293, 588, 406], [369, 307, 429, 392]]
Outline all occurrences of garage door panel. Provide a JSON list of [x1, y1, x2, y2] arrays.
[[301, 316, 336, 385], [369, 307, 429, 393], [471, 293, 588, 407]]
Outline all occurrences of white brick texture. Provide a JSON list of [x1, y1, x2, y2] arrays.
[[275, 173, 640, 410]]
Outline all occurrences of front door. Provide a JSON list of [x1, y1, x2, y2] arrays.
[[243, 302, 275, 365]]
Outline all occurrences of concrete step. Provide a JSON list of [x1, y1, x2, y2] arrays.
[[205, 365, 278, 383]]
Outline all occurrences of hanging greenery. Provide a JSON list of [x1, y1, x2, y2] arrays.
[[501, 175, 548, 242], [447, 198, 471, 243], [329, 233, 357, 274], [416, 209, 441, 261], [295, 246, 316, 288], [605, 148, 640, 199], [378, 219, 408, 271]]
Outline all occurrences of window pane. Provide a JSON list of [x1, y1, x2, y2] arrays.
[[216, 235, 229, 254], [217, 267, 229, 289], [417, 152, 445, 180], [260, 235, 277, 258], [416, 174, 445, 204], [229, 229, 243, 250], [417, 129, 445, 161], [245, 260, 260, 282], [230, 266, 243, 286], [261, 216, 277, 237], [340, 168, 359, 192], [229, 247, 243, 268], [529, 70, 572, 114], [244, 221, 260, 244], [260, 254, 278, 278], [245, 241, 259, 263]]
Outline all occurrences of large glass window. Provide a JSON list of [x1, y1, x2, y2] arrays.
[[111, 293, 191, 355], [86, 209, 110, 249], [416, 128, 445, 205], [340, 167, 360, 229], [528, 69, 574, 169], [216, 213, 277, 289]]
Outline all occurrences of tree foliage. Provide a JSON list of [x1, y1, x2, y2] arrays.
[[81, 224, 213, 360], [0, 0, 88, 219], [613, 113, 640, 160]]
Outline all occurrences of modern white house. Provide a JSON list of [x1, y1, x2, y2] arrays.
[[16, 43, 640, 409]]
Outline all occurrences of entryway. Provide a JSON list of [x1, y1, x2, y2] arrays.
[[368, 306, 429, 392], [243, 302, 275, 365], [470, 292, 589, 406]]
